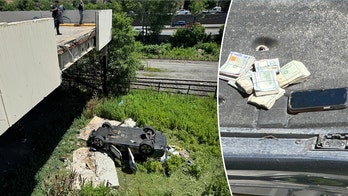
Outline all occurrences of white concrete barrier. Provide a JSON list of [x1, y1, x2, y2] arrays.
[[0, 19, 61, 135], [96, 9, 112, 51]]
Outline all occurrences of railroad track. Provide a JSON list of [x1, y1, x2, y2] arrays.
[[131, 77, 217, 97], [63, 73, 217, 97]]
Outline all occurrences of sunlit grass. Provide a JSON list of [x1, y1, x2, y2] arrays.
[[32, 90, 229, 195]]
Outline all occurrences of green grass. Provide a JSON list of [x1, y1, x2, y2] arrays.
[[136, 42, 220, 61], [141, 67, 162, 72], [32, 90, 229, 195], [141, 73, 163, 77]]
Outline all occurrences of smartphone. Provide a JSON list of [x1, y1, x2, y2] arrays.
[[288, 87, 348, 114]]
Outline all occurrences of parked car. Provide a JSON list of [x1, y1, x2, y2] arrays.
[[176, 9, 191, 15], [87, 122, 167, 160], [172, 21, 186, 27], [134, 27, 144, 35], [203, 6, 222, 14]]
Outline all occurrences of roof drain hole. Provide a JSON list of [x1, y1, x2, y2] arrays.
[[252, 37, 278, 51], [218, 97, 226, 106], [256, 45, 269, 52]]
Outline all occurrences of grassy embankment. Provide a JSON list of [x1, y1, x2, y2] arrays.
[[31, 90, 229, 195], [136, 42, 220, 62]]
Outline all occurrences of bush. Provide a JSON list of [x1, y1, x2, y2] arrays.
[[166, 155, 186, 173], [215, 25, 225, 43], [195, 42, 220, 56], [203, 174, 231, 196], [95, 98, 126, 121], [141, 44, 162, 56], [171, 24, 207, 48], [42, 171, 80, 196], [139, 44, 171, 58], [80, 182, 111, 196], [144, 160, 165, 173], [107, 11, 141, 93], [135, 41, 219, 61], [184, 162, 202, 179]]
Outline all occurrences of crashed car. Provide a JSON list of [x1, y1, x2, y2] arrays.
[[87, 122, 167, 161]]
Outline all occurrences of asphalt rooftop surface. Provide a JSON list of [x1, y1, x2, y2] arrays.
[[220, 1, 348, 194], [219, 0, 348, 129]]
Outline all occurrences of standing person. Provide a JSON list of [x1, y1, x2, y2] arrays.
[[50, 0, 62, 35], [58, 4, 65, 24], [78, 0, 84, 25]]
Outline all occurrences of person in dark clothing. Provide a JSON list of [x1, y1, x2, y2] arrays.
[[78, 0, 84, 25], [58, 4, 65, 24], [50, 0, 62, 35]]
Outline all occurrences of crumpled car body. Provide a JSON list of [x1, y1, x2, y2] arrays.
[[87, 122, 167, 160]]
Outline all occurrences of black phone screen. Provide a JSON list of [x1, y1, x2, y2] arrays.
[[290, 87, 348, 109]]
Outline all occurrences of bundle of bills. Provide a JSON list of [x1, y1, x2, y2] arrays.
[[219, 51, 255, 78], [251, 70, 280, 96], [247, 88, 285, 109], [276, 60, 310, 88], [219, 50, 310, 110], [254, 58, 281, 73], [219, 74, 235, 82], [235, 72, 253, 94]]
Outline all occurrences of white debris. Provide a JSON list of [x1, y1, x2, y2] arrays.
[[121, 118, 137, 128], [78, 116, 121, 141], [71, 147, 119, 189]]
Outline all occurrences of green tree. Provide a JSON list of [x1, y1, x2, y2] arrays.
[[65, 2, 140, 95], [15, 0, 38, 10], [107, 10, 141, 94], [83, 0, 121, 11], [3, 0, 54, 11], [220, 0, 232, 11], [37, 0, 52, 10], [3, 1, 16, 10], [0, 0, 6, 11], [122, 0, 180, 44], [188, 0, 207, 24], [215, 24, 224, 43], [171, 24, 207, 48], [206, 0, 218, 8]]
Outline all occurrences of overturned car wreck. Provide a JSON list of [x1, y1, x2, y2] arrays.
[[87, 122, 167, 170]]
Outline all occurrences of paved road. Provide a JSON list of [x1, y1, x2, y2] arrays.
[[135, 24, 223, 35], [137, 59, 219, 81], [161, 27, 220, 35]]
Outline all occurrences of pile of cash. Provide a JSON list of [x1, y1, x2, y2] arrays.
[[276, 60, 311, 88], [219, 52, 310, 109], [219, 51, 255, 78]]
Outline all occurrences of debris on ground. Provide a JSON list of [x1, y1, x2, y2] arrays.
[[71, 147, 119, 189], [163, 145, 193, 166], [78, 116, 122, 141], [72, 116, 128, 190], [219, 51, 310, 109], [74, 116, 168, 189], [121, 118, 137, 128]]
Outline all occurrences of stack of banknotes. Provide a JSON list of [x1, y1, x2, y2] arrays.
[[219, 52, 310, 109]]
